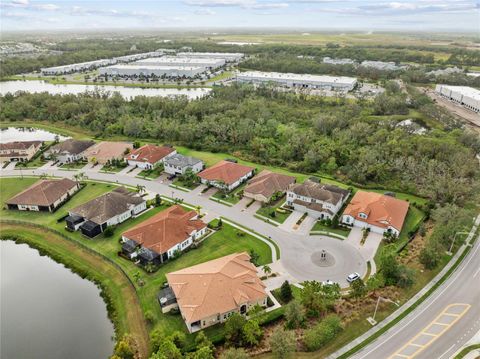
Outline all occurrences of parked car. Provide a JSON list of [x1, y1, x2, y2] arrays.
[[347, 272, 360, 283]]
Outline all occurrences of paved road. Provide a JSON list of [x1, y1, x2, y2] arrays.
[[0, 167, 366, 288], [351, 216, 480, 359]]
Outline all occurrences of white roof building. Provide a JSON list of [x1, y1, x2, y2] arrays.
[[135, 56, 225, 69], [435, 85, 480, 113], [41, 59, 116, 75], [236, 71, 357, 91], [323, 57, 356, 65], [99, 65, 205, 78], [176, 52, 244, 62]]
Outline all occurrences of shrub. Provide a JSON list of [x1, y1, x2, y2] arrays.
[[303, 315, 342, 351], [279, 280, 293, 303], [103, 226, 115, 237]]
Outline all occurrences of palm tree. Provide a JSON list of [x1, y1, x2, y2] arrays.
[[73, 172, 87, 184], [136, 184, 146, 194], [195, 205, 202, 216], [262, 265, 272, 278], [39, 173, 49, 180]]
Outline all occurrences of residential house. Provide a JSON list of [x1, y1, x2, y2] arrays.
[[44, 139, 95, 164], [0, 141, 42, 162], [66, 187, 146, 238], [341, 191, 409, 236], [121, 205, 207, 266], [198, 160, 255, 191], [6, 178, 80, 212], [164, 252, 267, 332], [81, 141, 133, 164], [286, 179, 350, 219], [244, 170, 296, 203], [125, 144, 176, 169], [164, 154, 203, 175]]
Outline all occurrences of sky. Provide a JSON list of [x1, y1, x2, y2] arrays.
[[1, 0, 479, 32]]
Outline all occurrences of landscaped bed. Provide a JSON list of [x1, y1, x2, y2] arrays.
[[310, 222, 351, 237], [138, 166, 164, 179], [211, 184, 245, 205], [256, 198, 292, 224]]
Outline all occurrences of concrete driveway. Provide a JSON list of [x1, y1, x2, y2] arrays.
[[279, 210, 304, 232], [296, 215, 316, 235], [244, 200, 261, 214], [117, 165, 135, 175], [124, 167, 143, 177], [345, 227, 383, 263]]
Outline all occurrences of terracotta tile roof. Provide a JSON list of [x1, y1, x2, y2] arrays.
[[289, 180, 349, 206], [122, 205, 206, 255], [0, 141, 42, 151], [46, 139, 95, 156], [244, 170, 295, 199], [82, 141, 132, 162], [70, 187, 145, 224], [198, 160, 255, 185], [166, 252, 267, 323], [6, 178, 77, 207], [343, 191, 409, 232], [125, 144, 175, 165]]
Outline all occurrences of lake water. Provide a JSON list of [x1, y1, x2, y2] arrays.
[[0, 127, 70, 143], [0, 241, 115, 359], [0, 80, 211, 100]]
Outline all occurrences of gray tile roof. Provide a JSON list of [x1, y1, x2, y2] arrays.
[[289, 180, 349, 206], [46, 139, 95, 156], [164, 153, 202, 168]]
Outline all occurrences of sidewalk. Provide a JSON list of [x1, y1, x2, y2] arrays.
[[328, 214, 480, 359]]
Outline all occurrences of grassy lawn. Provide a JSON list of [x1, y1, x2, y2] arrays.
[[311, 222, 351, 237], [172, 177, 200, 190], [256, 197, 292, 224], [100, 164, 127, 173], [0, 177, 273, 349], [138, 166, 164, 179], [211, 184, 245, 205], [60, 161, 88, 170]]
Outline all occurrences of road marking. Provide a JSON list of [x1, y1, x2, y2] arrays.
[[437, 344, 456, 359], [473, 266, 480, 278], [388, 303, 470, 359]]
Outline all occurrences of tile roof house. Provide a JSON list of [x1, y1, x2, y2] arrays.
[[44, 139, 95, 164], [81, 141, 133, 164], [125, 144, 176, 169], [165, 252, 268, 332], [6, 178, 80, 212], [0, 141, 42, 162], [164, 154, 203, 175], [198, 160, 255, 191], [244, 170, 296, 203], [341, 191, 410, 236], [287, 179, 350, 219], [66, 187, 146, 238], [121, 205, 207, 265]]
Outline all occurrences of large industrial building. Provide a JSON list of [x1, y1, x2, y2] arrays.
[[177, 52, 244, 62], [236, 71, 357, 91], [323, 57, 356, 65], [135, 56, 226, 69], [99, 64, 205, 78], [114, 51, 164, 63], [435, 85, 480, 113], [41, 59, 116, 75]]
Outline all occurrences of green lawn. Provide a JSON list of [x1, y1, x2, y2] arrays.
[[100, 164, 127, 173], [138, 166, 164, 179], [256, 197, 292, 224], [172, 177, 200, 190], [0, 177, 272, 347], [60, 161, 88, 170], [211, 184, 245, 205], [311, 222, 351, 237]]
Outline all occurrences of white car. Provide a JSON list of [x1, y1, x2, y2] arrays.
[[322, 280, 335, 286], [347, 272, 360, 283]]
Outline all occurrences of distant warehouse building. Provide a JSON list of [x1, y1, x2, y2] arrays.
[[135, 56, 226, 70], [41, 59, 116, 75], [177, 52, 244, 62], [236, 71, 357, 92], [99, 64, 205, 78], [435, 85, 480, 113]]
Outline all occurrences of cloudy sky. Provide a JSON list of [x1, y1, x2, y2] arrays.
[[1, 0, 479, 32]]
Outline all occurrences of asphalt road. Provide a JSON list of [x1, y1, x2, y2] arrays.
[[351, 215, 480, 359], [0, 167, 366, 287]]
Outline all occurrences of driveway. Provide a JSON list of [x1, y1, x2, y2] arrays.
[[296, 215, 316, 235], [1, 162, 17, 170], [279, 210, 304, 232], [124, 167, 143, 177], [234, 196, 253, 211], [117, 165, 135, 175], [345, 227, 383, 263], [200, 187, 218, 197], [244, 200, 261, 214]]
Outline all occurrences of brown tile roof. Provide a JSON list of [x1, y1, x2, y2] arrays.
[[82, 141, 132, 162], [6, 178, 77, 207], [289, 180, 349, 206], [70, 187, 145, 224], [0, 141, 42, 151], [166, 252, 267, 324], [292, 199, 333, 215], [198, 160, 255, 185], [122, 205, 206, 255], [244, 170, 296, 199], [125, 144, 175, 165], [46, 139, 95, 156], [343, 191, 409, 232]]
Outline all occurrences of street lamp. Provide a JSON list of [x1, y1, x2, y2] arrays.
[[367, 296, 399, 326], [446, 231, 470, 255]]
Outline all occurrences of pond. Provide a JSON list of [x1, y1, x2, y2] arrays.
[[0, 127, 70, 143], [0, 240, 115, 359], [0, 80, 211, 100]]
